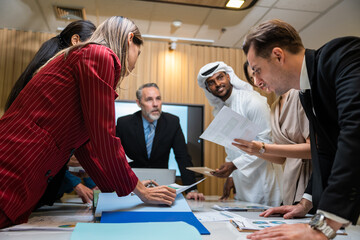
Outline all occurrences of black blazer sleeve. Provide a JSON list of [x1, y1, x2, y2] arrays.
[[306, 37, 360, 224]]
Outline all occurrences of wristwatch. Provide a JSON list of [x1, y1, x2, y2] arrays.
[[309, 213, 336, 239], [258, 142, 266, 154]]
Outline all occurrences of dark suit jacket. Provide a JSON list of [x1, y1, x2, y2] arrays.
[[302, 37, 360, 224], [116, 111, 196, 187]]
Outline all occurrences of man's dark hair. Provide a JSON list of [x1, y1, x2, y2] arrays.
[[243, 19, 304, 59]]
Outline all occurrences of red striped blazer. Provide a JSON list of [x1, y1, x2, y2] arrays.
[[0, 44, 138, 224]]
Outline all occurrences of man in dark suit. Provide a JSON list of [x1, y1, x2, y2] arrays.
[[116, 83, 204, 200], [242, 19, 360, 240]]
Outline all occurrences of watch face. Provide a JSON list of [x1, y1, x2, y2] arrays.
[[310, 213, 323, 227]]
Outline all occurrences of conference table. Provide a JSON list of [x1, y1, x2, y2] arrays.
[[1, 195, 359, 239]]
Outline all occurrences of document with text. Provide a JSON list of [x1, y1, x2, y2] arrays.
[[200, 106, 261, 151]]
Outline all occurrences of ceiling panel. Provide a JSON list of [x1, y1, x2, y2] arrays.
[[147, 2, 209, 36], [0, 0, 48, 31], [275, 0, 340, 12], [258, 8, 320, 31], [220, 6, 270, 48], [99, 0, 155, 20], [195, 8, 252, 41], [0, 0, 356, 49], [37, 0, 77, 32], [255, 0, 277, 8]]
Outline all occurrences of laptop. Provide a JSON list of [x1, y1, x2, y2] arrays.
[[132, 168, 176, 186]]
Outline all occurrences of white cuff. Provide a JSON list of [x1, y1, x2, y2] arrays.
[[302, 193, 312, 202], [317, 210, 351, 226]]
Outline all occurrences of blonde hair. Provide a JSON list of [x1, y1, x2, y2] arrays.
[[39, 16, 143, 82]]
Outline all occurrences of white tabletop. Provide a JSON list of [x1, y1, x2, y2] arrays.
[[187, 196, 360, 240], [1, 195, 359, 240]]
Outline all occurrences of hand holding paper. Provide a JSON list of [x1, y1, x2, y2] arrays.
[[211, 162, 237, 178], [200, 106, 261, 151]]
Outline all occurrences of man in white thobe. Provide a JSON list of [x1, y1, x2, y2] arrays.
[[197, 61, 282, 206]]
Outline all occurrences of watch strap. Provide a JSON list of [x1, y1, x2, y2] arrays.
[[259, 142, 266, 154]]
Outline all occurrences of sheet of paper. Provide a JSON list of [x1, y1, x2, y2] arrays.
[[232, 214, 309, 231], [227, 214, 346, 235], [125, 153, 133, 163], [71, 222, 202, 240], [221, 212, 342, 234], [168, 178, 206, 195], [212, 204, 267, 212], [1, 215, 93, 231], [95, 192, 191, 217], [200, 106, 261, 151], [186, 167, 215, 177], [194, 211, 232, 222]]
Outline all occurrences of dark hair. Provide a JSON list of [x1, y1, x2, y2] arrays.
[[136, 83, 159, 100], [63, 16, 143, 82], [242, 19, 304, 59], [5, 20, 96, 111], [243, 61, 256, 87]]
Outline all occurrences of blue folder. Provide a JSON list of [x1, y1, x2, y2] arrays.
[[100, 211, 210, 235]]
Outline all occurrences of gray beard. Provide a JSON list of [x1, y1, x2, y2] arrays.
[[148, 111, 161, 121]]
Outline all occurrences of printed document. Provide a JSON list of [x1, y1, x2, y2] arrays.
[[200, 106, 261, 151], [169, 178, 206, 195]]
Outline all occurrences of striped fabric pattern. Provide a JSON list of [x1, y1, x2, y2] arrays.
[[0, 44, 138, 225]]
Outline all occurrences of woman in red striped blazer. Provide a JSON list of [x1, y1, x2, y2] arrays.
[[0, 16, 176, 228]]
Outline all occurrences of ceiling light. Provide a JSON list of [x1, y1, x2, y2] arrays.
[[142, 34, 214, 45], [172, 20, 182, 28], [169, 41, 177, 50], [226, 0, 245, 9]]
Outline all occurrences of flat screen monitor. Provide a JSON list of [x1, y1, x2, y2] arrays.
[[115, 100, 204, 176]]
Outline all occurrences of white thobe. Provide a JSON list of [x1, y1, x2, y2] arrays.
[[221, 88, 283, 206]]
